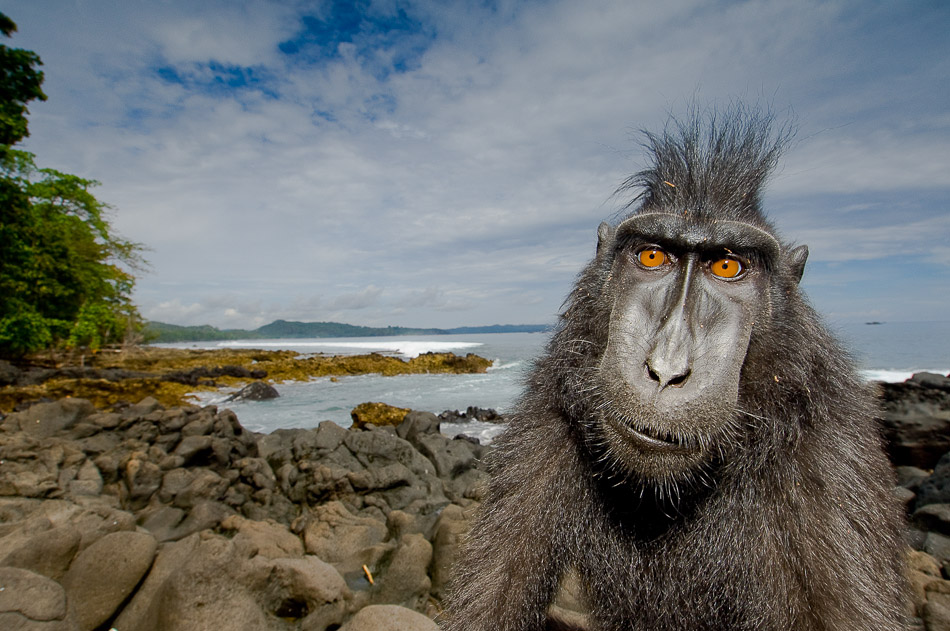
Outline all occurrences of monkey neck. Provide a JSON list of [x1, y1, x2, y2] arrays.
[[585, 451, 725, 543]]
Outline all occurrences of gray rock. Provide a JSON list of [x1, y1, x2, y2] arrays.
[[1, 399, 95, 438], [173, 435, 214, 465], [924, 532, 950, 566], [0, 522, 81, 580], [0, 567, 69, 621], [257, 556, 348, 630], [371, 533, 432, 610], [60, 530, 158, 630], [915, 504, 950, 536], [66, 460, 102, 497], [112, 533, 201, 631], [396, 411, 441, 443], [124, 455, 163, 504], [339, 605, 438, 631], [923, 598, 950, 631], [181, 413, 215, 437], [173, 469, 229, 509], [429, 504, 469, 599], [303, 501, 388, 571], [120, 396, 163, 421], [138, 533, 348, 631], [220, 514, 303, 559]]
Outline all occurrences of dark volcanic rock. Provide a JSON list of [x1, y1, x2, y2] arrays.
[[878, 374, 950, 469], [225, 380, 280, 402], [163, 365, 268, 386]]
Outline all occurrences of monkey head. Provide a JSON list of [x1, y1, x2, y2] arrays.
[[582, 209, 809, 484]]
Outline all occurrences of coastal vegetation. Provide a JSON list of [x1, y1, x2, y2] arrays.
[[0, 13, 145, 358]]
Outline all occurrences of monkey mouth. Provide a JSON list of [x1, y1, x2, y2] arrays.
[[604, 416, 701, 455]]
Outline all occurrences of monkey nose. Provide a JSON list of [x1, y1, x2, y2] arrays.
[[644, 358, 691, 389]]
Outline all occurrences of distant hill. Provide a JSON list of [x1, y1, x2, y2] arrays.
[[144, 319, 550, 344]]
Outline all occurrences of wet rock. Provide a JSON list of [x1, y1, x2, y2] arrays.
[[225, 380, 279, 402]]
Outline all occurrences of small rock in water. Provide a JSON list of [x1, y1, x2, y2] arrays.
[[225, 381, 279, 402]]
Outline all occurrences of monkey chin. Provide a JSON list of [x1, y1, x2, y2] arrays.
[[596, 407, 726, 486]]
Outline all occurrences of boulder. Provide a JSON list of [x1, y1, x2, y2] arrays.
[[136, 533, 349, 631], [112, 533, 202, 630], [429, 504, 469, 599], [303, 502, 388, 573], [339, 605, 438, 631], [1, 399, 96, 438], [371, 533, 432, 610], [0, 567, 77, 630], [879, 377, 950, 469], [0, 521, 81, 579], [60, 530, 158, 630], [221, 514, 304, 559], [916, 453, 950, 509]]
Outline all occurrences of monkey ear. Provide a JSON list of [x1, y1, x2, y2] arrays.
[[597, 222, 616, 258], [786, 245, 809, 284]]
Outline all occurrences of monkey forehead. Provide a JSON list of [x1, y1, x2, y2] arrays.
[[614, 212, 781, 259]]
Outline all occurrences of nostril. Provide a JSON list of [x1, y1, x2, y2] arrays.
[[645, 360, 690, 389], [668, 370, 690, 388]]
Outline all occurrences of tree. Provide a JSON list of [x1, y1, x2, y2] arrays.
[[0, 12, 46, 145], [0, 13, 145, 357]]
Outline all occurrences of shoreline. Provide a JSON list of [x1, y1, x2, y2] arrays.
[[0, 346, 494, 414]]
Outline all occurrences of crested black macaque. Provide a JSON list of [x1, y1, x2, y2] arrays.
[[443, 108, 908, 631]]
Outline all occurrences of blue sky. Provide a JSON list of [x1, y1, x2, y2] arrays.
[[2, 0, 948, 329]]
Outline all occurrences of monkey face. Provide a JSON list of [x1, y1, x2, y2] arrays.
[[592, 212, 782, 481]]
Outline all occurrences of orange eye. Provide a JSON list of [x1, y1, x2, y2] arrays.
[[710, 257, 744, 279], [637, 248, 667, 268]]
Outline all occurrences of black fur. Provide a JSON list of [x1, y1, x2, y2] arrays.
[[443, 107, 908, 631]]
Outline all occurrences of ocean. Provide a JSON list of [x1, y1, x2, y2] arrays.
[[171, 320, 950, 441]]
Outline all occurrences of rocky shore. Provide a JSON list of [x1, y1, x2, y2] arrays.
[[0, 347, 493, 411], [0, 369, 948, 630]]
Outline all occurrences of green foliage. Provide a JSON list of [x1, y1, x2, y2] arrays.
[[0, 149, 146, 356], [0, 12, 46, 145], [0, 14, 145, 357]]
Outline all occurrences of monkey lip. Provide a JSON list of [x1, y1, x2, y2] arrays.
[[605, 416, 700, 455]]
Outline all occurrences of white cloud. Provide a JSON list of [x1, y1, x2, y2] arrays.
[[4, 0, 949, 327]]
